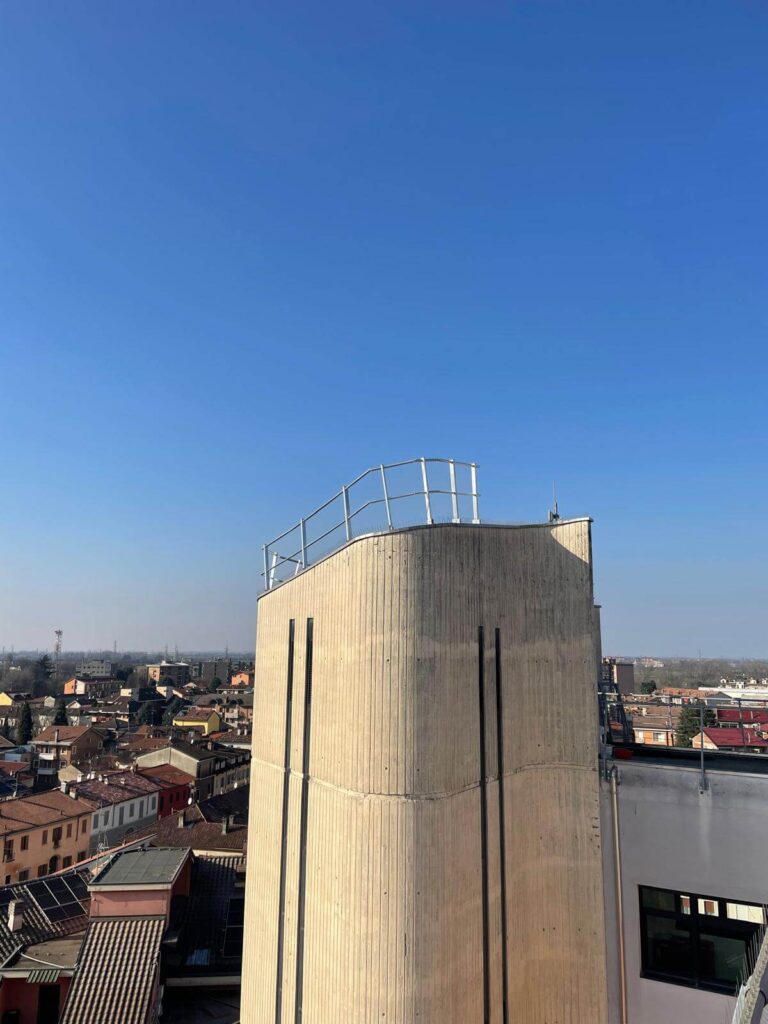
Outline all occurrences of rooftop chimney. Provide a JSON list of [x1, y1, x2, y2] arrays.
[[8, 900, 25, 933], [177, 811, 185, 829], [222, 817, 229, 835], [54, 729, 60, 746]]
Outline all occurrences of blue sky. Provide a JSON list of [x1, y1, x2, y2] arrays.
[[1, 1, 767, 655]]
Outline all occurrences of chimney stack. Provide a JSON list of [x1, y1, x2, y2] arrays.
[[177, 811, 185, 829], [8, 900, 25, 933]]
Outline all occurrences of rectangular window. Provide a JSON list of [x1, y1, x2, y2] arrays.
[[37, 864, 47, 878], [18, 869, 29, 882], [640, 885, 764, 993], [20, 836, 28, 851], [62, 856, 72, 869], [76, 850, 86, 862], [42, 831, 48, 845], [80, 820, 86, 834], [66, 824, 72, 838]]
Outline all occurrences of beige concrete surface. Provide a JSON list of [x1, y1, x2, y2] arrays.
[[243, 521, 608, 1023]]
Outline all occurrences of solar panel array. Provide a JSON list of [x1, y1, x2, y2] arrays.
[[26, 871, 90, 923]]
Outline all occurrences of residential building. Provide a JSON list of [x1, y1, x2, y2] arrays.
[[55, 845, 244, 1023], [689, 727, 768, 753], [74, 659, 113, 679], [62, 677, 115, 699], [60, 847, 191, 1024], [0, 862, 92, 1022], [134, 740, 250, 801], [146, 661, 190, 687], [136, 764, 193, 818], [131, 786, 249, 854], [31, 727, 104, 777], [603, 656, 636, 695], [230, 670, 254, 688], [0, 789, 97, 884], [172, 706, 222, 736], [63, 772, 162, 853], [243, 509, 607, 1022]]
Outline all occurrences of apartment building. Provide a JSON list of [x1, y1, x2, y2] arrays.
[[0, 789, 96, 883], [31, 726, 104, 776], [134, 741, 250, 801], [146, 662, 190, 687], [64, 772, 162, 852], [172, 707, 222, 736]]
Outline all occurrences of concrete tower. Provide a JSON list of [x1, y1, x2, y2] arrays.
[[243, 514, 608, 1023]]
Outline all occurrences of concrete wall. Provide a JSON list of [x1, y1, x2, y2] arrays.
[[602, 758, 768, 1024], [243, 521, 608, 1024]]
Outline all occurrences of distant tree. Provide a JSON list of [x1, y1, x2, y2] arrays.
[[32, 655, 54, 697], [52, 697, 68, 726], [16, 702, 33, 745], [640, 681, 657, 695], [163, 697, 187, 727], [675, 702, 716, 748], [138, 701, 161, 727], [209, 676, 222, 692]]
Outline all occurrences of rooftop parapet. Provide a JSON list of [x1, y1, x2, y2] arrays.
[[262, 457, 479, 590]]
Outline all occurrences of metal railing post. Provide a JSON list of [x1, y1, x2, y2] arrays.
[[448, 459, 460, 523], [380, 465, 393, 529], [342, 486, 352, 541], [470, 463, 480, 523], [263, 545, 269, 591], [300, 518, 307, 569], [699, 703, 707, 793], [270, 551, 279, 590], [420, 458, 433, 524]]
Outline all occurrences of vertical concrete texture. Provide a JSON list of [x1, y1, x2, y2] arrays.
[[243, 521, 608, 1024]]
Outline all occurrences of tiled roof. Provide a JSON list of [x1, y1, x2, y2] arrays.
[[129, 807, 248, 853], [71, 772, 161, 806], [179, 855, 245, 969], [0, 866, 92, 968], [702, 727, 768, 748], [0, 791, 98, 838], [136, 764, 194, 788], [173, 707, 218, 721], [60, 916, 165, 1024], [719, 708, 768, 724], [32, 726, 99, 746], [0, 761, 32, 777], [197, 786, 249, 825]]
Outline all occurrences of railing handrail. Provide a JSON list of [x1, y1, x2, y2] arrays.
[[262, 457, 479, 590]]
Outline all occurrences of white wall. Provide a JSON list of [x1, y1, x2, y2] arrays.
[[602, 758, 768, 1024]]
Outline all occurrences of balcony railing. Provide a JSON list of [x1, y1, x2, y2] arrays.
[[262, 457, 479, 590]]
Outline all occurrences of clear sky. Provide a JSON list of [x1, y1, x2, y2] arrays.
[[1, 1, 767, 656]]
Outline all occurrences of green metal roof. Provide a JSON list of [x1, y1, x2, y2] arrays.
[[90, 847, 189, 887]]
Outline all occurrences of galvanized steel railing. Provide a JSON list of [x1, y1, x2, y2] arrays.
[[262, 457, 479, 590]]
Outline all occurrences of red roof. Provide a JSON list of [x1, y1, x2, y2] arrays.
[[702, 727, 768, 748], [718, 708, 768, 725]]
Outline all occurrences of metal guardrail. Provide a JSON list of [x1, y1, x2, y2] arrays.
[[262, 457, 479, 590]]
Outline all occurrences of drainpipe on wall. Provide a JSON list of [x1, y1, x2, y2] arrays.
[[610, 765, 628, 1024]]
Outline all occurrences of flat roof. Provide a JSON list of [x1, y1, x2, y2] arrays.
[[612, 743, 768, 776], [90, 847, 189, 888]]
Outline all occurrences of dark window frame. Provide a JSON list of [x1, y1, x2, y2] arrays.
[[639, 884, 764, 994]]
